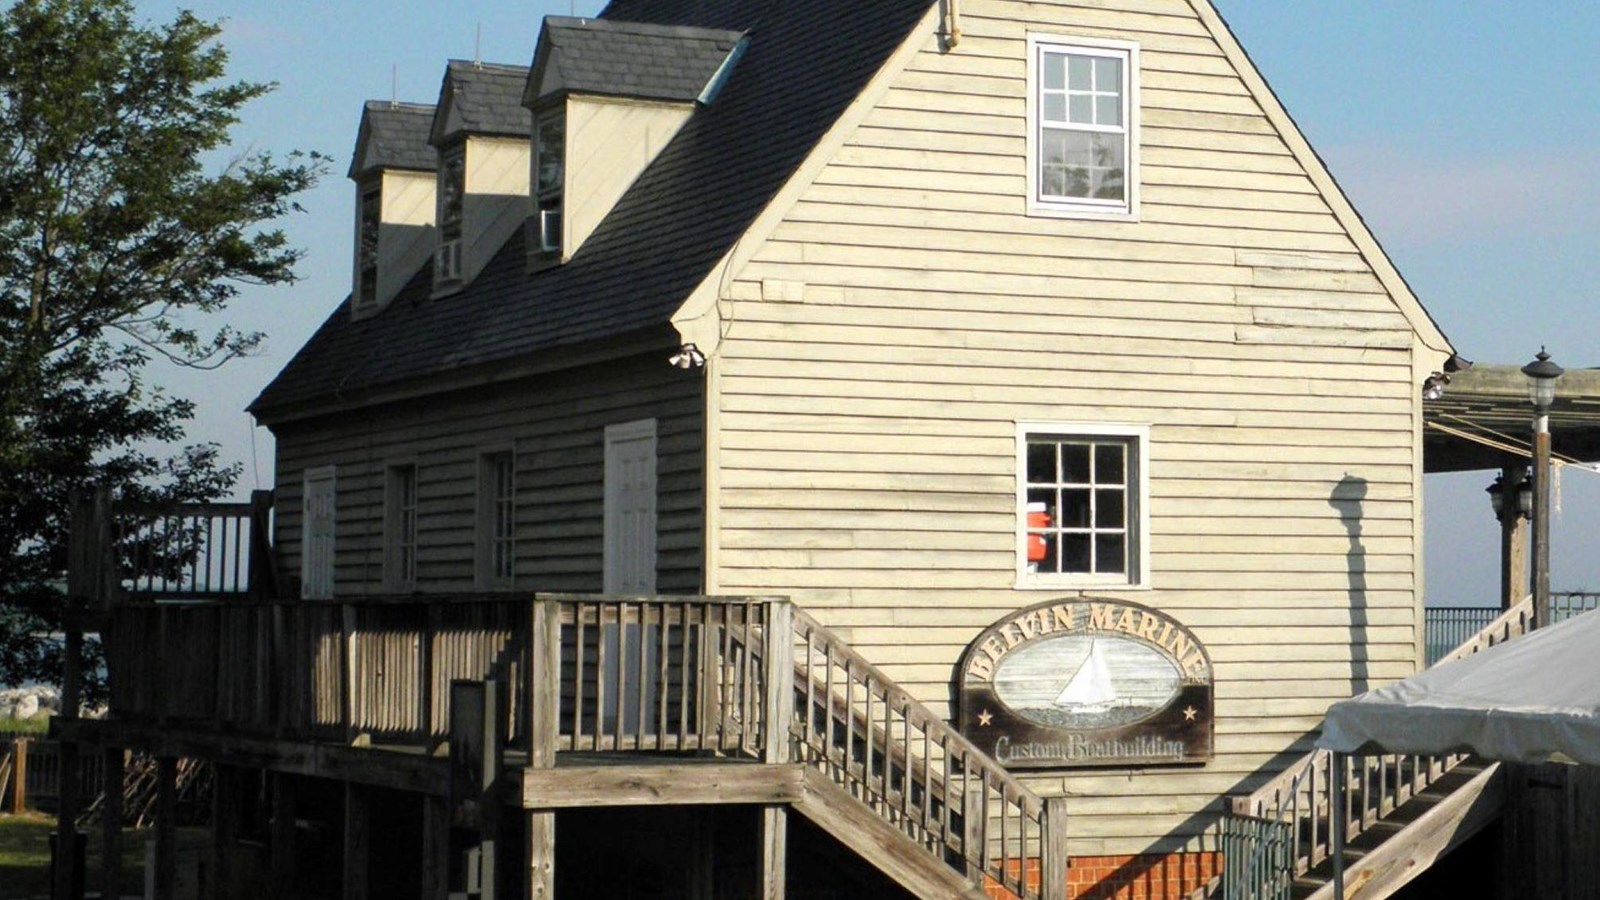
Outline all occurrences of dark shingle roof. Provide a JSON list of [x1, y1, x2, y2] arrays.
[[348, 101, 437, 178], [252, 0, 936, 420], [433, 61, 532, 143], [530, 16, 744, 104]]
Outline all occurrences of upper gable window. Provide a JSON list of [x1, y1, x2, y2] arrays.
[[534, 112, 564, 256], [1027, 36, 1139, 220]]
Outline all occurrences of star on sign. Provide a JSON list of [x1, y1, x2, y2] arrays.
[[1183, 706, 1199, 722], [978, 709, 994, 727]]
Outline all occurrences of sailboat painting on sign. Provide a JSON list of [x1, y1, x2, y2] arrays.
[[994, 635, 1181, 730], [960, 599, 1213, 766]]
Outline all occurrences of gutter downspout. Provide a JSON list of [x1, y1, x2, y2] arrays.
[[944, 0, 961, 48]]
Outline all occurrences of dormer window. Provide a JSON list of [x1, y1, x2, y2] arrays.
[[356, 186, 380, 311], [535, 112, 564, 255], [436, 150, 466, 286]]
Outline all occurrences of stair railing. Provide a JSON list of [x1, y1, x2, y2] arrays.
[[1224, 596, 1536, 892], [790, 608, 1067, 900]]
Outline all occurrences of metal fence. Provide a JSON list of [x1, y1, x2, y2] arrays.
[[1425, 592, 1600, 666], [1220, 812, 1293, 900]]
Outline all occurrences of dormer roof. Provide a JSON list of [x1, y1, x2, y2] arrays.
[[431, 61, 533, 146], [526, 16, 745, 106], [253, 0, 935, 420], [348, 101, 437, 179]]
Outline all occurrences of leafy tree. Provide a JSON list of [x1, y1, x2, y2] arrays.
[[0, 0, 325, 695]]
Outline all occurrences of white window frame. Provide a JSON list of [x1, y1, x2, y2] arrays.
[[476, 448, 517, 589], [1026, 34, 1140, 221], [385, 463, 419, 591], [1015, 423, 1150, 590]]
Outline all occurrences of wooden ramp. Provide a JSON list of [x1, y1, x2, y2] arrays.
[[1223, 600, 1535, 900], [1295, 762, 1504, 900]]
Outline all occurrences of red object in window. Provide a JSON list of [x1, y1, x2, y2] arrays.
[[1027, 502, 1051, 562]]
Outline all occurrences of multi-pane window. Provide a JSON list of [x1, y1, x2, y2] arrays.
[[1029, 37, 1138, 217], [535, 112, 564, 254], [479, 452, 515, 586], [387, 465, 418, 589], [1019, 426, 1148, 587]]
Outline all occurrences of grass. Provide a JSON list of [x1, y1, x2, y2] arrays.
[[0, 811, 176, 899], [0, 716, 51, 736]]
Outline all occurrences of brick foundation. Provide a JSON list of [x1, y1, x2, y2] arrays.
[[984, 852, 1222, 900]]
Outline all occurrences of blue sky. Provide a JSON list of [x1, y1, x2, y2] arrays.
[[129, 0, 1600, 605]]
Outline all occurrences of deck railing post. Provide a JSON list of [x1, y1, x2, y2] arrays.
[[11, 738, 27, 812], [248, 490, 277, 600], [1042, 796, 1069, 900], [762, 598, 794, 764], [527, 596, 561, 900]]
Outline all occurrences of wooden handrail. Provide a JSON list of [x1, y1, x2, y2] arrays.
[[1228, 594, 1536, 885], [109, 494, 278, 601], [790, 609, 1061, 900]]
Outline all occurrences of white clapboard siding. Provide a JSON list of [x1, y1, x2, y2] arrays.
[[273, 354, 702, 597], [704, 0, 1433, 853]]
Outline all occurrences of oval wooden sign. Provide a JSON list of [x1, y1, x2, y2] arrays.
[[959, 598, 1214, 768]]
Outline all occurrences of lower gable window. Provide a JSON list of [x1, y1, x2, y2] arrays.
[[1017, 424, 1149, 589], [386, 464, 418, 590]]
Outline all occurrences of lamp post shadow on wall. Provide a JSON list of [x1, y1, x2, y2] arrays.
[[1522, 348, 1564, 629]]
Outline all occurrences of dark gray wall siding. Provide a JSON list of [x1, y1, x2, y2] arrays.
[[270, 353, 704, 596]]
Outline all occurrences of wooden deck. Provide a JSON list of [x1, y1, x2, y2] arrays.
[[84, 591, 1064, 900]]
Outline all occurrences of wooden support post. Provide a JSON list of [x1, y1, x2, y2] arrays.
[[1042, 797, 1069, 900], [761, 599, 794, 765], [248, 490, 277, 600], [526, 598, 561, 900], [342, 604, 360, 744], [420, 795, 450, 900], [103, 748, 125, 900], [51, 739, 83, 900], [760, 806, 787, 900], [1498, 466, 1529, 611], [270, 773, 298, 890], [10, 738, 26, 813], [526, 812, 555, 900], [153, 756, 178, 900], [343, 783, 370, 900], [689, 809, 714, 900]]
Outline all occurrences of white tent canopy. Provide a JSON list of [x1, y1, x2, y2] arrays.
[[1318, 607, 1600, 766]]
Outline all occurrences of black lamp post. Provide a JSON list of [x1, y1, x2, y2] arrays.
[[1522, 348, 1564, 627]]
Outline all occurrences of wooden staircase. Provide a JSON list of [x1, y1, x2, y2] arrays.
[[1223, 598, 1536, 900], [786, 608, 1066, 900]]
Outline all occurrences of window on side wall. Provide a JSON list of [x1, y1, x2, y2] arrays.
[[477, 451, 516, 588], [386, 464, 418, 591], [1017, 424, 1149, 589], [1027, 36, 1139, 219]]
